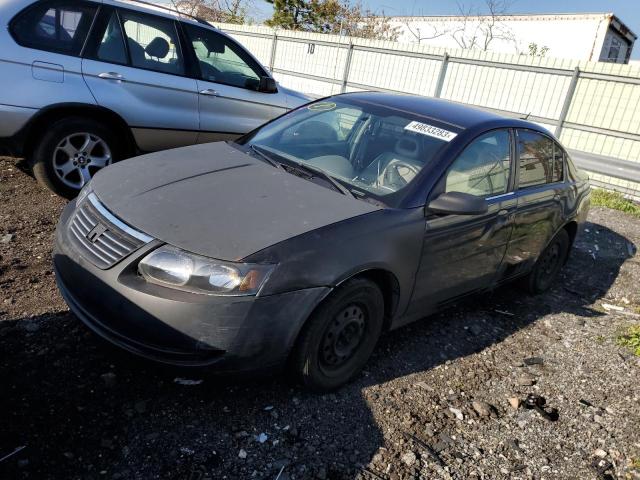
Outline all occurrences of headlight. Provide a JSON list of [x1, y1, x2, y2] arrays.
[[76, 181, 93, 205], [138, 245, 274, 296]]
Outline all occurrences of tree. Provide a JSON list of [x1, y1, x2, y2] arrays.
[[402, 21, 445, 44], [173, 0, 250, 24], [528, 42, 549, 57], [449, 0, 516, 51], [265, 0, 399, 40], [264, 0, 316, 30]]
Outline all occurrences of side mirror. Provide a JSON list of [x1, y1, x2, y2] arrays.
[[258, 76, 277, 93], [427, 191, 489, 216]]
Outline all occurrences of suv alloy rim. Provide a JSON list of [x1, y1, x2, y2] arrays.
[[53, 133, 112, 189]]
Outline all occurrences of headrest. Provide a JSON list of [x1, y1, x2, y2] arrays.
[[145, 37, 170, 58], [395, 137, 420, 159]]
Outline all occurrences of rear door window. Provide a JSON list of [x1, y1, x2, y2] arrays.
[[517, 130, 564, 188], [118, 10, 184, 75], [95, 12, 128, 65], [10, 0, 98, 56]]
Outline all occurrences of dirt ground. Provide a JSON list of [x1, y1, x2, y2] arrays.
[[1, 155, 639, 480]]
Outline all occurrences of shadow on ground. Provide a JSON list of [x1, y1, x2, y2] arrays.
[[0, 221, 634, 480]]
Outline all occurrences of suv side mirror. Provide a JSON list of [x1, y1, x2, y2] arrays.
[[427, 191, 489, 216], [258, 76, 277, 93]]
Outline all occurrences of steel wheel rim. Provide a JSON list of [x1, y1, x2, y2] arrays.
[[319, 304, 366, 372], [541, 243, 560, 275], [53, 133, 112, 189], [537, 242, 561, 287]]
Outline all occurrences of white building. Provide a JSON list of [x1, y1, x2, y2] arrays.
[[386, 13, 636, 63]]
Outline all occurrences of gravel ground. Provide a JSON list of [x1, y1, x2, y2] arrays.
[[1, 155, 639, 480]]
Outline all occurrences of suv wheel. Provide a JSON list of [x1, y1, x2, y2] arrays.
[[31, 117, 122, 198], [290, 278, 384, 391], [522, 228, 570, 294]]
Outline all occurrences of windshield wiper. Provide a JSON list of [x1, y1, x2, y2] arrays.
[[250, 144, 357, 199], [248, 144, 281, 169], [285, 161, 357, 199]]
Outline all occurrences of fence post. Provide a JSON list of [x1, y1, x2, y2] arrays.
[[434, 53, 449, 98], [340, 43, 354, 93], [555, 66, 580, 138], [269, 31, 278, 72]]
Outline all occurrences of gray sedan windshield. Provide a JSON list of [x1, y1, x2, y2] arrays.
[[244, 98, 456, 197]]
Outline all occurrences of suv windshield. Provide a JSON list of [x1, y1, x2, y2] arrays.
[[240, 97, 457, 199]]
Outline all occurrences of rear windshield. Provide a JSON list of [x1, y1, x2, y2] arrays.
[[241, 97, 459, 199]]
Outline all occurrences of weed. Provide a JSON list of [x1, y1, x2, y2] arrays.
[[616, 324, 640, 356], [591, 189, 640, 218]]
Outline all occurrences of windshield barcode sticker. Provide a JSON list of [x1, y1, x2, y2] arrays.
[[404, 121, 457, 141]]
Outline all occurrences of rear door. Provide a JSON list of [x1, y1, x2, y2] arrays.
[[181, 23, 287, 143], [503, 129, 567, 275], [408, 129, 517, 315], [82, 7, 199, 151]]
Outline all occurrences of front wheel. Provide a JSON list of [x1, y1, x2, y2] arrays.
[[31, 117, 122, 198], [290, 278, 384, 391], [522, 228, 570, 294]]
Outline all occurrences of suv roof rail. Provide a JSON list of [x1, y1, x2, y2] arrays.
[[118, 0, 213, 26]]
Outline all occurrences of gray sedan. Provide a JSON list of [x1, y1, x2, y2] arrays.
[[54, 92, 590, 390]]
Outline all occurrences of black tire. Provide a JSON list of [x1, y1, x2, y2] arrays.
[[522, 228, 570, 294], [31, 116, 124, 199], [289, 277, 384, 391]]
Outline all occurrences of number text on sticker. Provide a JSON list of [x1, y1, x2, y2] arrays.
[[404, 121, 457, 142]]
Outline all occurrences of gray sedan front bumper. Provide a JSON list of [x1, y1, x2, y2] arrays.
[[54, 201, 330, 371]]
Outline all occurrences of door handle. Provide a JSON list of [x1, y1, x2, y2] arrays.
[[498, 209, 509, 216], [199, 89, 219, 97], [98, 72, 125, 81]]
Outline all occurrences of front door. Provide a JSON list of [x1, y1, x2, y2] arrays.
[[180, 23, 286, 143], [82, 7, 199, 151], [408, 129, 516, 315]]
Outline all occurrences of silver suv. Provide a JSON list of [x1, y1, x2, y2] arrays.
[[0, 0, 309, 197]]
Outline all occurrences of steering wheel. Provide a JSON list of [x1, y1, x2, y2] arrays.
[[381, 159, 421, 190]]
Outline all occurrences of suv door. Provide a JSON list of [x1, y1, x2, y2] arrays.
[[82, 7, 199, 151], [503, 129, 567, 274], [181, 23, 287, 143], [407, 129, 517, 317]]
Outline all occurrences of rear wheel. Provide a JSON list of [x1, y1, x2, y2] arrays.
[[290, 278, 384, 391], [31, 117, 122, 198], [522, 229, 570, 294]]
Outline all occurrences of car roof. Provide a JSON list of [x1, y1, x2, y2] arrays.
[[338, 91, 544, 133]]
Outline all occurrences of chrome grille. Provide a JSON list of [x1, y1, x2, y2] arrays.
[[68, 194, 152, 269]]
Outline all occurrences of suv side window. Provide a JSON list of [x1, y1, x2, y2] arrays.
[[118, 10, 184, 75], [10, 0, 98, 56], [95, 12, 127, 65], [517, 130, 563, 188], [444, 129, 511, 198], [183, 24, 265, 90]]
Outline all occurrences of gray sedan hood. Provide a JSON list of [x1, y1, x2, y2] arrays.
[[92, 142, 380, 261]]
